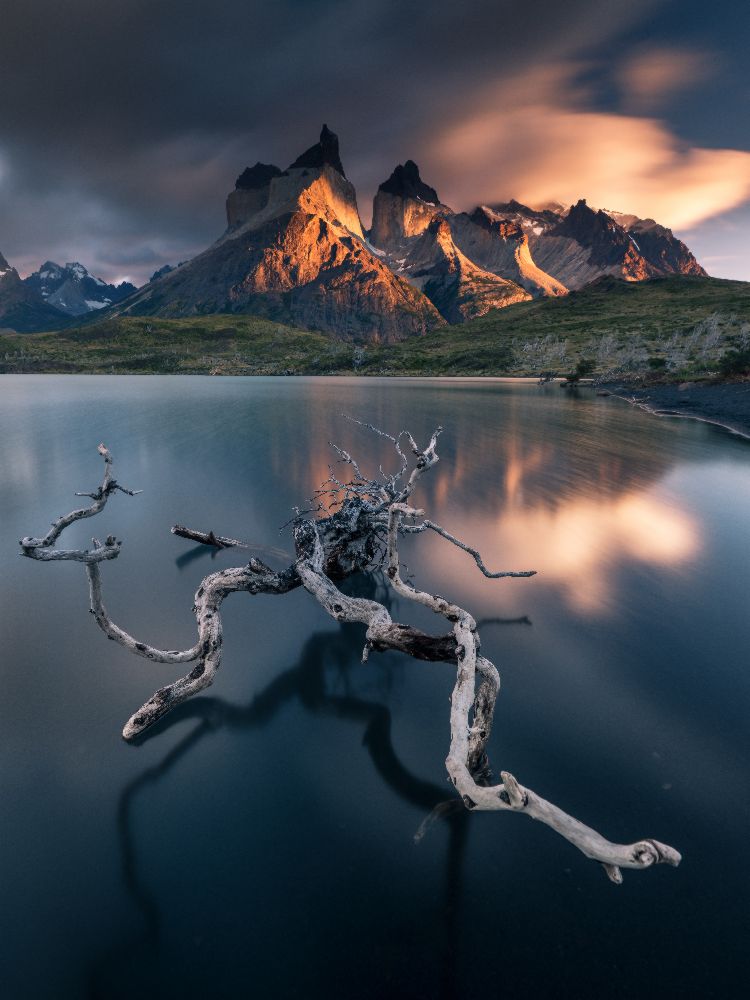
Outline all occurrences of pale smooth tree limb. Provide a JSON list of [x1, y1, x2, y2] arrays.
[[384, 502, 680, 881], [20, 426, 681, 882]]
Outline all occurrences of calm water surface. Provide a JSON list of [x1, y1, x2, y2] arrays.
[[0, 376, 748, 999]]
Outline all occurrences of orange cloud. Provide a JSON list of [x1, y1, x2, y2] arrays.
[[617, 46, 711, 111], [428, 65, 750, 229]]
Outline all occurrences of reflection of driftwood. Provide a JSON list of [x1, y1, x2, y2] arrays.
[[21, 427, 681, 882], [90, 620, 467, 999]]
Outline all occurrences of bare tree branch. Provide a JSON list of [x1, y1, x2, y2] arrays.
[[402, 518, 536, 578], [20, 429, 681, 883], [171, 524, 290, 562], [384, 501, 680, 879], [19, 443, 140, 562]]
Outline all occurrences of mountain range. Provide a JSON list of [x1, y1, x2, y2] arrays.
[[1, 125, 709, 339], [0, 258, 135, 332]]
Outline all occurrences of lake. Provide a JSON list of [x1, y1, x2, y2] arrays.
[[1, 376, 748, 999]]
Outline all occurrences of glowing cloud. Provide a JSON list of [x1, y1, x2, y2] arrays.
[[428, 65, 750, 230], [617, 46, 712, 112]]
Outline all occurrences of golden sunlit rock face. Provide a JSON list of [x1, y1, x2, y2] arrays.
[[91, 117, 719, 340], [116, 130, 445, 342]]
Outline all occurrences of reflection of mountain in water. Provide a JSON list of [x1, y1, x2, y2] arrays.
[[266, 389, 699, 614]]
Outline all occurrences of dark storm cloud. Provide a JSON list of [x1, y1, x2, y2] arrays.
[[0, 0, 748, 282]]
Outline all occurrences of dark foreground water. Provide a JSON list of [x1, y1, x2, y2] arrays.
[[1, 376, 748, 999]]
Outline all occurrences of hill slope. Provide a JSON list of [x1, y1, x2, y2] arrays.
[[2, 276, 748, 378]]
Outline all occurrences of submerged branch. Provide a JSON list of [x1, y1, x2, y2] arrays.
[[171, 524, 290, 562]]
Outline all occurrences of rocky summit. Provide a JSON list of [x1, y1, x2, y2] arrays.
[[118, 125, 443, 342], [23, 261, 136, 317], [0, 252, 71, 332], [485, 198, 705, 288], [4, 124, 712, 338]]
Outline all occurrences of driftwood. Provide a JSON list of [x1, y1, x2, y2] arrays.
[[20, 426, 681, 882], [171, 524, 290, 562]]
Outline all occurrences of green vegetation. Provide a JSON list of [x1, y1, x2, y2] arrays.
[[0, 315, 344, 375], [1, 275, 749, 379], [718, 346, 750, 377]]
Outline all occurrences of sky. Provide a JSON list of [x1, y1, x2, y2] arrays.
[[0, 0, 748, 285]]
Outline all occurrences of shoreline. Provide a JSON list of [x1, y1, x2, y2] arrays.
[[600, 381, 750, 441]]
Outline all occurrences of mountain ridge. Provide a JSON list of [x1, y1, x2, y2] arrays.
[[2, 124, 716, 337]]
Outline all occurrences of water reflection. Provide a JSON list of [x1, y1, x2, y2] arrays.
[[282, 392, 702, 615], [430, 490, 699, 614], [88, 569, 523, 1000], [90, 625, 462, 1000], [2, 377, 748, 1000]]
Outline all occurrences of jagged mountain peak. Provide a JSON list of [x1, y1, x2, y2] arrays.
[[397, 213, 532, 323], [226, 128, 363, 237], [35, 260, 97, 283], [448, 209, 568, 298], [235, 162, 284, 191], [565, 198, 599, 223], [469, 207, 524, 240], [493, 198, 535, 215], [38, 260, 63, 278], [486, 200, 565, 234], [96, 125, 711, 340], [23, 260, 136, 317], [378, 160, 440, 205], [0, 249, 72, 331], [289, 124, 346, 177], [554, 199, 629, 241], [370, 161, 447, 249]]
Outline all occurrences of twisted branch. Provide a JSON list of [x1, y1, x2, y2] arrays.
[[19, 443, 140, 563], [385, 502, 680, 879], [21, 427, 681, 882]]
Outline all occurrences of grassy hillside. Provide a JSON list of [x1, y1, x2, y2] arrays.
[[0, 314, 344, 375], [1, 275, 749, 377], [364, 275, 750, 377]]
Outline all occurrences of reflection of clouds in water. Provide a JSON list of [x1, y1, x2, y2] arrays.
[[267, 389, 702, 616], [0, 443, 38, 492], [429, 489, 698, 614]]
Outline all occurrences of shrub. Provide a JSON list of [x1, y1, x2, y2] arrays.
[[718, 347, 750, 377]]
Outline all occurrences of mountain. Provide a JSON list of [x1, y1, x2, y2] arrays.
[[5, 124, 710, 340], [23, 261, 136, 317], [0, 251, 71, 332], [365, 164, 704, 318], [483, 198, 706, 288], [368, 161, 536, 321], [445, 208, 567, 297], [116, 126, 442, 341], [624, 217, 706, 276], [369, 159, 448, 248], [395, 216, 532, 322]]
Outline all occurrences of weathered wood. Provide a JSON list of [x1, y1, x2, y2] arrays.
[[171, 524, 290, 562], [21, 429, 681, 882]]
